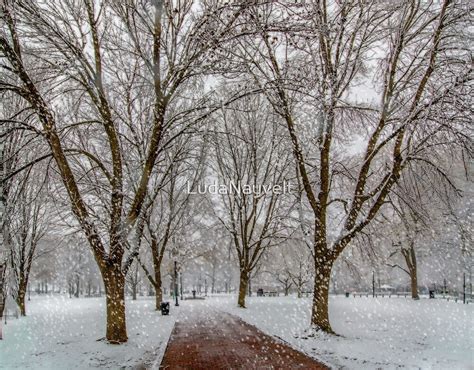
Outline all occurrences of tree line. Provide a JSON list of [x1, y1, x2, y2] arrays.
[[0, 0, 471, 343]]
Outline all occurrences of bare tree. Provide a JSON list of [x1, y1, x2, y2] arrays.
[[387, 206, 422, 300], [125, 260, 142, 301], [286, 251, 313, 299], [209, 95, 294, 308], [134, 138, 204, 310], [0, 0, 250, 342], [223, 1, 472, 332], [9, 164, 50, 314], [275, 272, 293, 296], [386, 156, 471, 300], [0, 111, 6, 321], [0, 95, 45, 321]]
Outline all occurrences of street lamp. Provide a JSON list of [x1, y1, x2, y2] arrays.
[[174, 261, 179, 306], [171, 247, 179, 307]]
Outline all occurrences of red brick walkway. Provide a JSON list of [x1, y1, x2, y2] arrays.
[[160, 305, 327, 369]]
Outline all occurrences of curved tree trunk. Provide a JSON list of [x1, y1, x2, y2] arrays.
[[238, 270, 249, 308], [103, 267, 127, 343], [311, 256, 334, 334]]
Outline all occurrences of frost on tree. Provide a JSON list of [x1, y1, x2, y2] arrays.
[[0, 0, 471, 357], [219, 0, 472, 332], [0, 120, 6, 321], [209, 95, 293, 308], [0, 0, 252, 343]]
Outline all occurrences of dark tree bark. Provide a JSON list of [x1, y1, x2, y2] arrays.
[[238, 269, 249, 308], [153, 263, 163, 310], [277, 274, 292, 296], [402, 243, 419, 300], [244, 0, 454, 334], [103, 266, 127, 343], [310, 253, 334, 333], [16, 277, 27, 316], [74, 276, 80, 298]]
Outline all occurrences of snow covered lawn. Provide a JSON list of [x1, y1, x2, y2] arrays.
[[0, 296, 176, 369], [1, 295, 471, 369], [212, 295, 473, 369]]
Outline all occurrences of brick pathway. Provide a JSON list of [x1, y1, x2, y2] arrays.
[[160, 304, 327, 369]]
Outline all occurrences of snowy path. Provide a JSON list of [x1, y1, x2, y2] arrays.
[[160, 300, 327, 369]]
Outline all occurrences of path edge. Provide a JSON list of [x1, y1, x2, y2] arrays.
[[219, 309, 334, 369], [150, 314, 177, 370]]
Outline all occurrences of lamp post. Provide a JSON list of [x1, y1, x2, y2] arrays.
[[171, 246, 179, 307], [174, 261, 179, 307]]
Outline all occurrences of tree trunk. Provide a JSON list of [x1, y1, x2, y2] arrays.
[[409, 245, 419, 300], [150, 238, 164, 310], [16, 278, 27, 316], [403, 244, 419, 300], [410, 270, 419, 300], [132, 283, 137, 301], [211, 264, 216, 294], [154, 270, 163, 311], [74, 277, 80, 298], [238, 270, 248, 308], [103, 267, 127, 343], [16, 291, 26, 316], [311, 257, 334, 333], [0, 294, 4, 318]]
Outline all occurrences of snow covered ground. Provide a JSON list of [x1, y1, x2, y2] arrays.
[[0, 295, 472, 369], [0, 296, 176, 370], [210, 295, 473, 369]]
